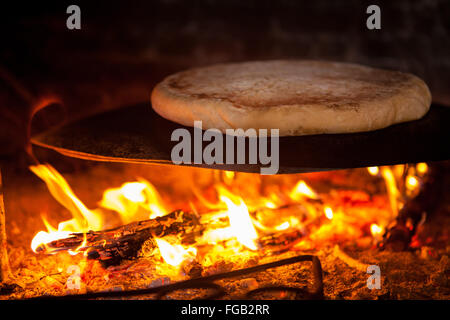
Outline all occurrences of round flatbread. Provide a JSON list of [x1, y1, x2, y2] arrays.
[[151, 60, 431, 136]]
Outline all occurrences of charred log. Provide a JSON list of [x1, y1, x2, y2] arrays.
[[35, 203, 317, 267], [36, 210, 202, 267], [383, 163, 444, 251]]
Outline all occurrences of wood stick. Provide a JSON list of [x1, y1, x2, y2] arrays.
[[36, 210, 203, 267], [0, 168, 12, 282], [37, 201, 322, 267]]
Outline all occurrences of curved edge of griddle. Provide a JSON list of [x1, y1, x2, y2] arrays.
[[31, 103, 450, 174], [31, 138, 338, 174]]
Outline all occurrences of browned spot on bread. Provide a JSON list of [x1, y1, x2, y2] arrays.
[[164, 60, 416, 110]]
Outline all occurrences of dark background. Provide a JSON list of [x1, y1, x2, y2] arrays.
[[1, 0, 450, 157]]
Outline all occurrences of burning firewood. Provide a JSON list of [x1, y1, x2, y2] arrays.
[[35, 210, 203, 267], [34, 202, 319, 268], [27, 159, 436, 279], [383, 163, 444, 251]]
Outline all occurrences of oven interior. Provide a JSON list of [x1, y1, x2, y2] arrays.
[[1, 1, 449, 300]]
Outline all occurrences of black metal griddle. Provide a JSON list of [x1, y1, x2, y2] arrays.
[[31, 102, 450, 174]]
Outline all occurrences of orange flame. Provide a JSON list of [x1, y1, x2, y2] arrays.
[[100, 179, 167, 222], [416, 163, 428, 175], [155, 238, 197, 267], [380, 167, 400, 215], [30, 164, 168, 252], [29, 164, 103, 231], [29, 164, 104, 252], [199, 186, 259, 251], [220, 194, 259, 250], [289, 180, 319, 201], [29, 161, 423, 268], [367, 166, 379, 176], [324, 206, 334, 220], [406, 176, 419, 191], [370, 223, 383, 238]]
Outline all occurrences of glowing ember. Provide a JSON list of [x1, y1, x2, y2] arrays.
[[68, 233, 88, 256], [416, 162, 428, 175], [264, 201, 276, 209], [274, 221, 290, 231], [406, 176, 419, 190], [224, 171, 235, 180], [370, 223, 383, 237]]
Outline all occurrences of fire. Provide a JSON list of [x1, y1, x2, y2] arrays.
[[218, 189, 259, 251], [199, 186, 259, 251], [264, 201, 276, 209], [416, 162, 428, 175], [290, 180, 319, 200], [381, 167, 401, 215], [29, 164, 105, 253], [406, 176, 419, 190], [31, 230, 72, 253], [122, 182, 146, 202], [68, 233, 88, 256], [274, 221, 290, 231], [367, 166, 379, 176], [28, 161, 426, 275], [30, 164, 168, 253], [100, 179, 167, 223], [29, 164, 103, 232], [155, 238, 197, 267], [370, 223, 383, 238], [224, 170, 235, 181], [324, 206, 333, 220]]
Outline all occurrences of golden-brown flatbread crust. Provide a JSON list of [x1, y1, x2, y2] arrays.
[[151, 60, 431, 136]]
